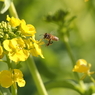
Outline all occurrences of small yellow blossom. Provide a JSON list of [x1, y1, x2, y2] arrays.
[[3, 38, 29, 62], [0, 46, 4, 59], [31, 36, 44, 58], [73, 59, 94, 79], [6, 15, 21, 27], [12, 69, 26, 87], [30, 43, 44, 58], [19, 20, 36, 36], [72, 59, 91, 73], [0, 69, 25, 88], [24, 36, 44, 58]]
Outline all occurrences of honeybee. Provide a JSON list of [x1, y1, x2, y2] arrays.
[[43, 33, 59, 46]]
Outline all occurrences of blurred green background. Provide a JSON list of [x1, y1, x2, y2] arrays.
[[0, 0, 95, 95]]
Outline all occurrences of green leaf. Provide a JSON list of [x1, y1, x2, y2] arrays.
[[0, 86, 11, 95], [0, 0, 12, 14], [45, 80, 84, 95]]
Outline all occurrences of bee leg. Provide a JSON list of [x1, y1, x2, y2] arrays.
[[46, 40, 53, 46], [50, 41, 53, 44], [46, 42, 50, 46], [46, 39, 51, 46]]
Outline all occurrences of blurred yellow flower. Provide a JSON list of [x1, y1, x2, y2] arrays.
[[73, 59, 94, 79], [0, 69, 25, 88], [85, 0, 89, 2], [72, 59, 91, 73], [6, 15, 21, 27], [3, 38, 29, 62], [0, 46, 4, 59], [19, 20, 36, 36]]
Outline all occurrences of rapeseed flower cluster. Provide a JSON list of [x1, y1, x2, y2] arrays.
[[0, 15, 45, 88], [0, 15, 44, 63]]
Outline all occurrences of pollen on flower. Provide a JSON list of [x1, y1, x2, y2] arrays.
[[16, 44, 23, 50]]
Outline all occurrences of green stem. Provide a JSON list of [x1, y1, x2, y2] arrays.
[[62, 34, 75, 65], [27, 56, 48, 95], [11, 84, 17, 95], [62, 34, 80, 80], [6, 55, 12, 69], [88, 75, 95, 84], [9, 2, 19, 18], [6, 56, 17, 95]]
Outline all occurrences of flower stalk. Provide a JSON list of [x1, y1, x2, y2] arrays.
[[88, 75, 95, 84], [27, 56, 48, 95], [62, 34, 75, 65], [59, 32, 79, 80], [11, 85, 17, 95], [9, 2, 19, 18]]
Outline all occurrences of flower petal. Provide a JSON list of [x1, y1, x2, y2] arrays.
[[17, 78, 26, 87], [72, 59, 91, 73], [0, 70, 13, 88]]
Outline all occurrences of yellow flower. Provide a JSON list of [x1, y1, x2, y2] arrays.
[[72, 59, 91, 73], [0, 46, 4, 59], [73, 59, 94, 79], [3, 38, 29, 62], [19, 20, 36, 36], [0, 70, 12, 88], [6, 15, 21, 27], [24, 36, 44, 58], [12, 69, 26, 87], [30, 42, 44, 58], [0, 69, 25, 88]]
